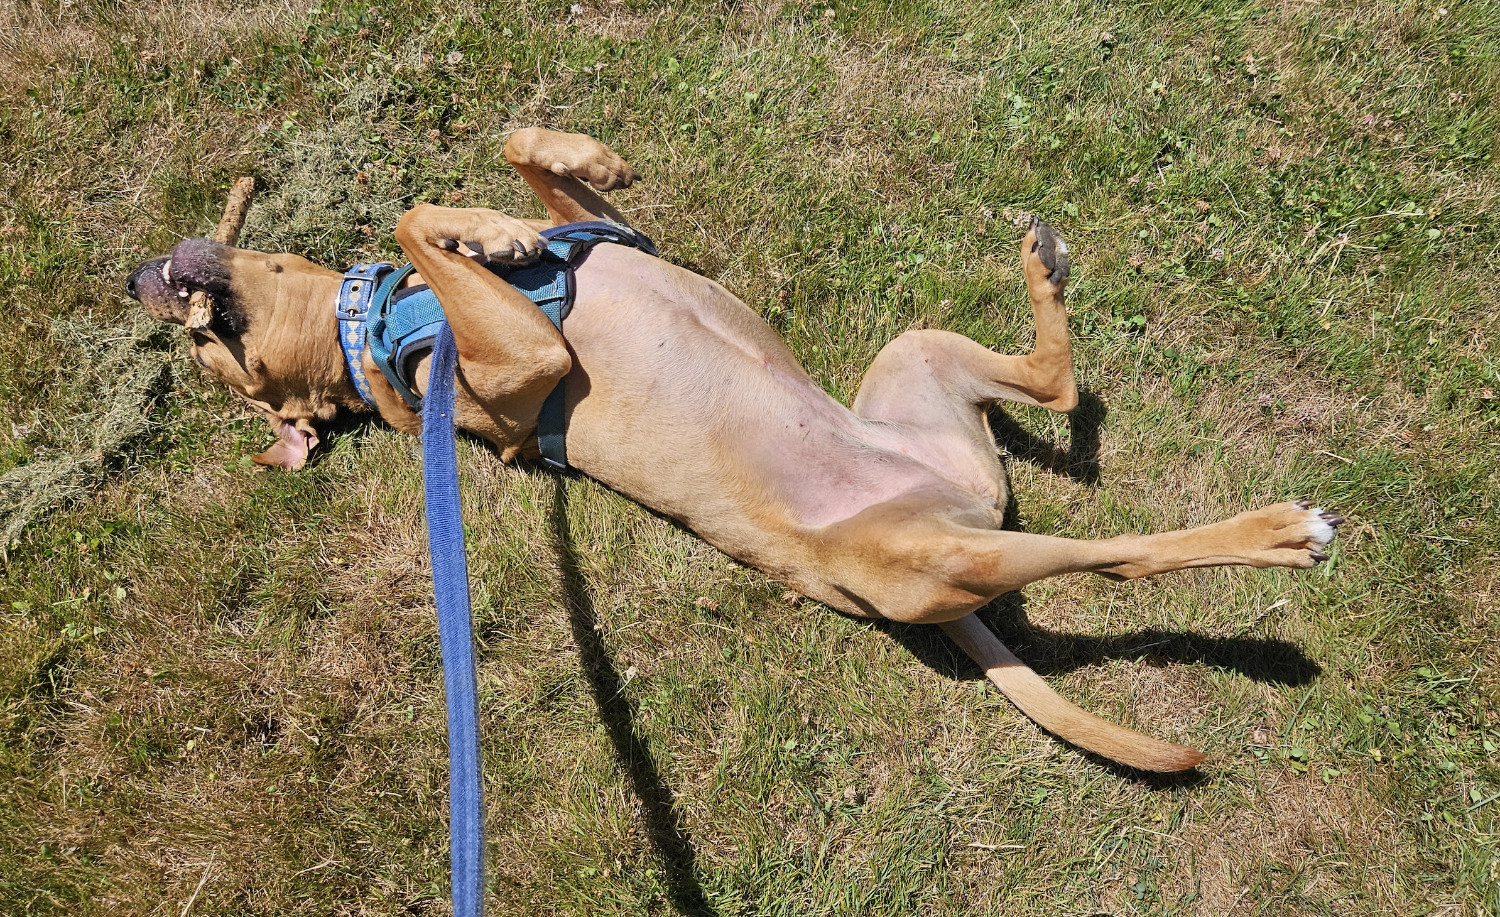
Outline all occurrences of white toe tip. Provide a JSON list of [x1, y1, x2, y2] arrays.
[[1305, 508, 1335, 548]]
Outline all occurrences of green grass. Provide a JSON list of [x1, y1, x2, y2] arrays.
[[2, 0, 1498, 913]]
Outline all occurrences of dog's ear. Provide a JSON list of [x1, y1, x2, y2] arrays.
[[252, 415, 320, 471]]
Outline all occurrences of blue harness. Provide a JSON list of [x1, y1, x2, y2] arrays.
[[336, 220, 657, 469]]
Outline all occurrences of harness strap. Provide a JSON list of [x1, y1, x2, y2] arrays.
[[422, 323, 485, 917], [505, 221, 657, 469], [339, 220, 657, 467], [367, 264, 432, 410]]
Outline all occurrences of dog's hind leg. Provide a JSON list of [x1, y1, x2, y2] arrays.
[[818, 498, 1339, 770], [953, 500, 1340, 595], [505, 127, 638, 227], [824, 498, 1341, 627], [851, 220, 1077, 493], [854, 218, 1077, 424]]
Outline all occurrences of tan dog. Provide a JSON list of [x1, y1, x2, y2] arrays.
[[127, 128, 1341, 772]]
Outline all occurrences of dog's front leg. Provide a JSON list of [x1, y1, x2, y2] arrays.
[[505, 127, 637, 227], [392, 204, 570, 420]]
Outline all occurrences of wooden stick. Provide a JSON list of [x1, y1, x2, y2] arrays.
[[212, 177, 256, 245], [188, 178, 257, 329]]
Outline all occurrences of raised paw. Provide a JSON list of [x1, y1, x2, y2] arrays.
[[434, 211, 544, 266], [508, 127, 637, 192], [547, 147, 636, 192], [1022, 216, 1070, 290], [1233, 501, 1344, 569]]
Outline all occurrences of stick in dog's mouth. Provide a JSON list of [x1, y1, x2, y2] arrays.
[[213, 177, 256, 245], [185, 178, 256, 329]]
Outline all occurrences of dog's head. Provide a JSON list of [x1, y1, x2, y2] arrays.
[[127, 238, 359, 469]]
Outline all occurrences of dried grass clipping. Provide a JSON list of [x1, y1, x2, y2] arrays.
[[0, 179, 255, 555]]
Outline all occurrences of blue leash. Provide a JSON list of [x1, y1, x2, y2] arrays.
[[421, 323, 485, 917], [393, 224, 656, 916]]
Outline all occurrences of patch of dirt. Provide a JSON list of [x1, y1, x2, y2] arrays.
[[571, 2, 667, 42]]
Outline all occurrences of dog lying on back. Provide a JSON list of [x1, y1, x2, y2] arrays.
[[126, 128, 1341, 771]]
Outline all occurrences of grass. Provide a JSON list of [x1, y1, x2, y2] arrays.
[[2, 0, 1498, 913]]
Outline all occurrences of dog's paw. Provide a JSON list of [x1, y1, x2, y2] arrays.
[[1234, 500, 1344, 568], [1294, 499, 1343, 553], [1023, 217, 1070, 289], [436, 213, 544, 265], [546, 140, 637, 192], [510, 128, 637, 192]]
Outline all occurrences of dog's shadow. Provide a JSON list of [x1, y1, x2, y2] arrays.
[[877, 590, 1321, 691], [988, 389, 1106, 486], [313, 410, 385, 456], [550, 480, 721, 917]]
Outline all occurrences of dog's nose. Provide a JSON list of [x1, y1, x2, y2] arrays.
[[126, 273, 139, 300]]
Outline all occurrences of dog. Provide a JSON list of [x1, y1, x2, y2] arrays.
[[126, 127, 1342, 772]]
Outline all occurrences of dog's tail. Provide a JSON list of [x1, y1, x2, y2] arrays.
[[940, 613, 1205, 773]]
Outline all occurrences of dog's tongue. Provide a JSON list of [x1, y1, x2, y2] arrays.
[[252, 419, 312, 470]]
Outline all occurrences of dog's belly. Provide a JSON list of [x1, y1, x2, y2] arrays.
[[558, 246, 1002, 554]]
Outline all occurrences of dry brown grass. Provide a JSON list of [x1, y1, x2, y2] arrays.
[[3, 0, 1497, 913]]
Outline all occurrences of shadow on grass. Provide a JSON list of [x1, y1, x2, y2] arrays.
[[309, 410, 385, 462], [550, 479, 720, 917], [988, 389, 1106, 485], [875, 594, 1315, 787], [878, 591, 1322, 689]]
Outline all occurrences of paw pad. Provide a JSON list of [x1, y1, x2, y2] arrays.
[[1030, 217, 1070, 284]]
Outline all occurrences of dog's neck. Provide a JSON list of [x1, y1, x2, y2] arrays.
[[257, 266, 371, 418]]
